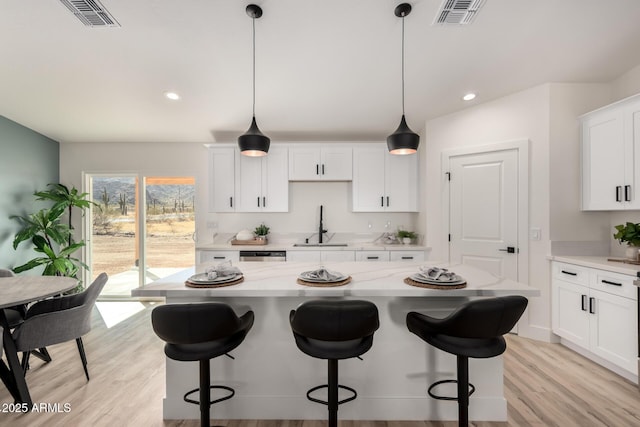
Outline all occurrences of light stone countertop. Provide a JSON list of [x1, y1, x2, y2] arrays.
[[548, 255, 640, 277], [132, 261, 539, 298], [195, 242, 431, 251]]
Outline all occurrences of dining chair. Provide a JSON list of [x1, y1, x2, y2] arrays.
[[0, 268, 26, 327], [11, 272, 108, 381]]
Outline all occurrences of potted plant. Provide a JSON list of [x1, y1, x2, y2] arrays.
[[613, 222, 640, 260], [396, 229, 416, 245], [11, 184, 96, 292], [254, 223, 270, 241]]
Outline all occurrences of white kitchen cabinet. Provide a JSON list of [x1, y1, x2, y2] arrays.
[[287, 250, 356, 262], [322, 251, 355, 262], [208, 147, 236, 212], [197, 250, 239, 264], [288, 145, 352, 181], [551, 261, 638, 375], [355, 251, 389, 262], [237, 146, 289, 212], [389, 250, 425, 262], [286, 250, 321, 262], [582, 94, 640, 210], [352, 145, 418, 212]]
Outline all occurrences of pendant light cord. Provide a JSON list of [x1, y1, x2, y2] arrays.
[[252, 16, 256, 117], [401, 13, 406, 116]]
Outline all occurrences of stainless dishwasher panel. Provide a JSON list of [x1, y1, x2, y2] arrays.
[[239, 250, 286, 262]]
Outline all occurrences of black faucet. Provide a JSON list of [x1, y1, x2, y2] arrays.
[[318, 205, 327, 244]]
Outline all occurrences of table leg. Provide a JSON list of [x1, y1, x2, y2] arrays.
[[0, 311, 32, 406]]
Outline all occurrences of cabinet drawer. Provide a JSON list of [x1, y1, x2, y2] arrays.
[[198, 250, 239, 264], [389, 251, 425, 262], [591, 270, 637, 300], [552, 262, 590, 286], [355, 251, 389, 262]]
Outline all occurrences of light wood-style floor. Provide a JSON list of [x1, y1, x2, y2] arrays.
[[1, 302, 639, 427]]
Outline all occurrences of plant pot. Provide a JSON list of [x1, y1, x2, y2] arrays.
[[625, 245, 639, 261], [402, 237, 412, 245], [256, 235, 267, 242]]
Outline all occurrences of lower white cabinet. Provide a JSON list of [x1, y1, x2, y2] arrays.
[[552, 261, 637, 375], [197, 250, 239, 264], [287, 250, 356, 262], [389, 250, 425, 262], [355, 251, 390, 262]]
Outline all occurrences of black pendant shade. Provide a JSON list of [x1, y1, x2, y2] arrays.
[[387, 114, 419, 155], [387, 3, 419, 155], [239, 116, 270, 157], [239, 4, 269, 157]]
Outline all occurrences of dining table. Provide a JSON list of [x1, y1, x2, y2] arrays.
[[0, 275, 77, 406]]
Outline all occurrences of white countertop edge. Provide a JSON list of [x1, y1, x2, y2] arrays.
[[196, 244, 431, 251], [548, 255, 640, 276]]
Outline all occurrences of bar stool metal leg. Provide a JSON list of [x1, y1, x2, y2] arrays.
[[458, 355, 469, 426], [200, 359, 210, 427], [328, 359, 338, 427]]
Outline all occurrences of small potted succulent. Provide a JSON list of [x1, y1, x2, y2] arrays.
[[613, 222, 640, 260], [396, 229, 416, 245], [254, 223, 270, 241]]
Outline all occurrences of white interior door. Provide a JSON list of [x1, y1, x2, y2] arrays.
[[449, 149, 519, 279]]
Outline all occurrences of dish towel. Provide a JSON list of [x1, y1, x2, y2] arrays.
[[205, 260, 242, 280], [302, 267, 343, 282], [416, 266, 458, 281]]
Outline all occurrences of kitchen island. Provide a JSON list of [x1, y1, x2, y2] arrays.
[[134, 261, 539, 421]]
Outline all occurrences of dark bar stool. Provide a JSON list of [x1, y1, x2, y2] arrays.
[[406, 296, 528, 427], [152, 303, 254, 427], [290, 299, 379, 427]]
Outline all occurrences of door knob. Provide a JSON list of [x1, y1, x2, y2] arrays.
[[498, 246, 517, 253]]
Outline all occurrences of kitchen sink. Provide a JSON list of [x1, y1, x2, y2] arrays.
[[292, 243, 349, 247]]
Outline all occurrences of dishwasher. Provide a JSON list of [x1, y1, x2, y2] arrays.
[[239, 250, 286, 262]]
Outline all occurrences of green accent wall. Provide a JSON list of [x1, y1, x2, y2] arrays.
[[0, 116, 59, 272]]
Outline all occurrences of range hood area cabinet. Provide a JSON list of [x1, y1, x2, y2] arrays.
[[288, 145, 352, 181], [208, 146, 289, 213], [581, 94, 640, 210], [352, 145, 418, 212]]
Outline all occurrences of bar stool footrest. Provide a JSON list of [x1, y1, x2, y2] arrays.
[[184, 385, 235, 406], [427, 379, 475, 401], [307, 384, 357, 406]]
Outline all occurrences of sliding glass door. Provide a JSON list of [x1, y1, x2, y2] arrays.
[[87, 174, 195, 298]]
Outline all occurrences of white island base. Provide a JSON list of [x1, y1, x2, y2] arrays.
[[134, 262, 539, 421]]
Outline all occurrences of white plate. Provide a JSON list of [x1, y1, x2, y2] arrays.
[[410, 274, 465, 285], [188, 273, 242, 284], [299, 271, 347, 283]]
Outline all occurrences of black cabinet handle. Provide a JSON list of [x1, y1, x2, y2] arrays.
[[561, 270, 577, 276], [581, 294, 587, 311], [322, 164, 325, 175], [625, 185, 631, 202], [367, 256, 379, 260], [401, 256, 414, 260], [316, 164, 319, 175], [386, 196, 390, 207], [230, 197, 233, 208], [589, 297, 595, 314], [263, 197, 266, 207], [257, 197, 260, 207], [381, 196, 384, 207], [213, 256, 225, 260], [616, 186, 622, 202], [601, 279, 622, 287]]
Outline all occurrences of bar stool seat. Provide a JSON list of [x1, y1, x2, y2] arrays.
[[406, 296, 528, 426], [152, 303, 254, 427], [290, 299, 379, 427]]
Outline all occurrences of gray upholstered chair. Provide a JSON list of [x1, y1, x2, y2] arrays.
[[0, 268, 26, 328], [12, 272, 108, 381]]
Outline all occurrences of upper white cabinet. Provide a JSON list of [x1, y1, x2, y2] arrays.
[[208, 147, 236, 212], [208, 146, 288, 213], [237, 146, 289, 212], [582, 94, 640, 210], [352, 145, 418, 212], [288, 145, 352, 181]]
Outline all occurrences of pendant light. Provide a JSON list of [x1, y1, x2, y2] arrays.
[[387, 3, 419, 155], [238, 4, 270, 157]]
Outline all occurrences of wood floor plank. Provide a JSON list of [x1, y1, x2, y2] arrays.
[[1, 303, 639, 426]]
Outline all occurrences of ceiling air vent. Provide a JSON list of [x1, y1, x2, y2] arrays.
[[59, 0, 120, 27], [434, 0, 486, 25]]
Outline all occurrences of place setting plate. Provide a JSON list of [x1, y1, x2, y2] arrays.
[[404, 267, 467, 289], [185, 273, 244, 288], [297, 269, 352, 287]]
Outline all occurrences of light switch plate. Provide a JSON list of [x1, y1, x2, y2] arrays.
[[529, 227, 541, 241]]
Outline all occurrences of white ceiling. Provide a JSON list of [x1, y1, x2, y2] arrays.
[[2, 0, 640, 144]]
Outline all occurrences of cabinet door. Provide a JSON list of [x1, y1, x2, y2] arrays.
[[355, 251, 389, 262], [352, 147, 386, 212], [208, 148, 236, 212], [389, 251, 425, 262], [237, 154, 263, 212], [589, 289, 638, 374], [582, 108, 625, 210], [289, 147, 321, 181], [321, 146, 353, 180], [385, 151, 418, 212], [625, 102, 640, 209], [321, 251, 355, 262], [287, 250, 321, 262], [198, 250, 239, 264], [552, 279, 590, 348], [262, 147, 289, 212]]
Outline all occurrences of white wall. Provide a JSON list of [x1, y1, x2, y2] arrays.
[[59, 141, 419, 246]]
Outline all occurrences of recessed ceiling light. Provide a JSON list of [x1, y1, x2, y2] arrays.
[[164, 91, 180, 101], [462, 93, 476, 101]]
